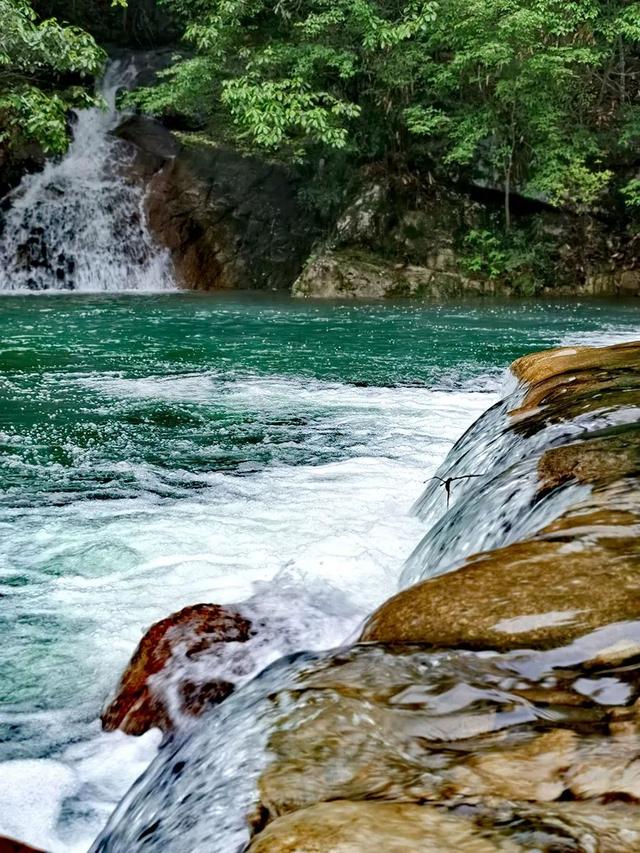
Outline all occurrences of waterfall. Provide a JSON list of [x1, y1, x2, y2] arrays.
[[0, 61, 174, 293]]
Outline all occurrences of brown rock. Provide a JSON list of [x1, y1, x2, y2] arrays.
[[445, 730, 577, 802], [506, 342, 640, 437], [248, 800, 519, 853], [463, 800, 640, 852], [143, 143, 316, 291], [511, 341, 640, 387], [538, 424, 640, 494], [361, 498, 640, 651], [101, 603, 252, 735], [0, 839, 45, 853]]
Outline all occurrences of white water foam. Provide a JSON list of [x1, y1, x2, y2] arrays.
[[0, 62, 174, 293]]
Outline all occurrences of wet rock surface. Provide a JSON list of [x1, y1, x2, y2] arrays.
[[0, 839, 45, 853], [362, 493, 640, 650], [247, 800, 519, 852], [101, 603, 252, 735]]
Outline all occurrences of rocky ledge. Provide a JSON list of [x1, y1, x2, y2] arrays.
[[93, 340, 640, 852]]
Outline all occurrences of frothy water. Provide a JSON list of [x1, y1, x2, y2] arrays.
[[0, 63, 174, 293], [0, 295, 638, 850]]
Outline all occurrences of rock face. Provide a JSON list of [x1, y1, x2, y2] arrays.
[[292, 248, 484, 300], [116, 118, 318, 291], [292, 181, 640, 300], [101, 603, 252, 735], [248, 800, 519, 852]]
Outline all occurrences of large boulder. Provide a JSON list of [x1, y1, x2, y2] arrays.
[[361, 487, 640, 651], [511, 341, 640, 387], [115, 117, 318, 291], [247, 800, 517, 852], [292, 248, 484, 300], [101, 603, 253, 735]]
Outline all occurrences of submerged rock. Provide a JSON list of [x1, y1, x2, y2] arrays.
[[101, 603, 252, 735], [247, 800, 518, 852]]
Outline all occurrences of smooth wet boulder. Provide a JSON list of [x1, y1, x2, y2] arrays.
[[537, 423, 640, 493], [250, 636, 640, 850], [248, 798, 640, 852], [247, 800, 519, 852], [361, 488, 640, 651], [506, 341, 640, 437], [101, 603, 253, 735], [511, 341, 640, 387]]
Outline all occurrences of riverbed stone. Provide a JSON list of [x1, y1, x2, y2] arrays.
[[537, 423, 640, 493], [361, 492, 640, 651], [248, 800, 519, 853], [101, 603, 252, 735]]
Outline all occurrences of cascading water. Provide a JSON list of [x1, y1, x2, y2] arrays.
[[0, 61, 174, 293], [400, 359, 640, 588]]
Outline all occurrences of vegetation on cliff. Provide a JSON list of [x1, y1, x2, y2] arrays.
[[0, 0, 106, 156], [132, 0, 640, 223]]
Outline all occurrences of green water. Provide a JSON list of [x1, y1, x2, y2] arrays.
[[1, 293, 637, 505]]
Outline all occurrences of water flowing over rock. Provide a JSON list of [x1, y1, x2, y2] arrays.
[[101, 604, 253, 735], [92, 340, 640, 853], [0, 62, 174, 293]]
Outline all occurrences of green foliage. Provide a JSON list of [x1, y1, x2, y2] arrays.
[[0, 0, 105, 154], [135, 0, 640, 216], [462, 222, 555, 291], [622, 177, 640, 209]]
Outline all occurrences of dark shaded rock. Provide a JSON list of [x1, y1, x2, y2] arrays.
[[0, 839, 45, 853], [101, 603, 252, 735], [114, 115, 179, 180], [142, 142, 318, 291]]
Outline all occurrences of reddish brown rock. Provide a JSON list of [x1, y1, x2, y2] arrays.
[[101, 603, 252, 735], [0, 838, 45, 853]]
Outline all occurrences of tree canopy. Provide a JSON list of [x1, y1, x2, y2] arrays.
[[132, 0, 640, 218], [0, 0, 105, 155]]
